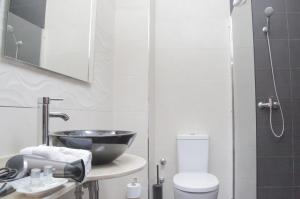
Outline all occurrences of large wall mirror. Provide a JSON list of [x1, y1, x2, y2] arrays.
[[3, 0, 96, 82]]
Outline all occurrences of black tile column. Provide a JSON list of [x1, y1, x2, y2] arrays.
[[252, 0, 300, 198]]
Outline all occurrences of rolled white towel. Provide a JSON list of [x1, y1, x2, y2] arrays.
[[20, 145, 92, 176]]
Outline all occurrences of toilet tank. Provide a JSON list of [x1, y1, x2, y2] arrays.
[[177, 134, 209, 173]]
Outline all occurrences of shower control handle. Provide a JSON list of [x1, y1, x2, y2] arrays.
[[258, 98, 279, 110]]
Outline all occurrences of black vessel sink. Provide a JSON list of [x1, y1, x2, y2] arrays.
[[50, 130, 136, 165]]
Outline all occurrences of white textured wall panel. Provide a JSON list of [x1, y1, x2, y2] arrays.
[[151, 0, 233, 199], [0, 0, 150, 198]]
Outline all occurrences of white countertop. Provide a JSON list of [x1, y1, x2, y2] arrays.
[[1, 154, 146, 199], [86, 153, 146, 181]]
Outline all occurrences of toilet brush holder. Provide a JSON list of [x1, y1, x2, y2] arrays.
[[152, 184, 162, 199], [152, 164, 163, 199]]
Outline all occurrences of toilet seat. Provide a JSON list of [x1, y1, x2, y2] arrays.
[[173, 172, 219, 193]]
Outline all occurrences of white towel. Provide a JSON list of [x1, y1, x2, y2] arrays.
[[20, 145, 92, 176]]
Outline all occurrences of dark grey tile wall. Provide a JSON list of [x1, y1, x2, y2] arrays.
[[252, 0, 300, 198], [9, 0, 47, 28]]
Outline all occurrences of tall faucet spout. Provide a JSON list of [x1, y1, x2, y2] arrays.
[[39, 97, 70, 145]]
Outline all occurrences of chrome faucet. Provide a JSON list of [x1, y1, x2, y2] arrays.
[[38, 97, 70, 145]]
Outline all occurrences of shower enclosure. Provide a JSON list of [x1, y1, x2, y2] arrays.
[[231, 0, 300, 198]]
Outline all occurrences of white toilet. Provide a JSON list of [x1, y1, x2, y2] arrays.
[[173, 134, 219, 199]]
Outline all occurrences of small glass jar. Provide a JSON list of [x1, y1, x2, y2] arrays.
[[43, 165, 54, 183], [30, 168, 42, 187]]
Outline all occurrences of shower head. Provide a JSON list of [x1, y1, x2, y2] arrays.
[[264, 7, 274, 18], [262, 7, 274, 33]]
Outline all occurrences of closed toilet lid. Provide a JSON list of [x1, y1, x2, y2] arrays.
[[173, 172, 219, 193]]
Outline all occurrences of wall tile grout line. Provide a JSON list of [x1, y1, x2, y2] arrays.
[[284, 0, 296, 191]]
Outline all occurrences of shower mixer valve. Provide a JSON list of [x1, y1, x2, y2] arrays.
[[258, 98, 279, 110]]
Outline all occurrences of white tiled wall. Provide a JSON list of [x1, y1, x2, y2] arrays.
[[100, 0, 150, 198], [0, 0, 151, 198], [150, 0, 233, 199]]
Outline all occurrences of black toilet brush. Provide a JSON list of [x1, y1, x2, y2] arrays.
[[152, 164, 163, 199]]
